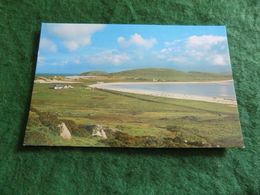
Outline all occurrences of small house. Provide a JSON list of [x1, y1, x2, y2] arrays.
[[49, 84, 74, 90]]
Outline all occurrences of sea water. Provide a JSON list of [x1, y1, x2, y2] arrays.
[[103, 81, 236, 100]]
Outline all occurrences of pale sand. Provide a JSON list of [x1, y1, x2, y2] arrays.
[[90, 80, 233, 85], [34, 79, 81, 84], [89, 81, 237, 105]]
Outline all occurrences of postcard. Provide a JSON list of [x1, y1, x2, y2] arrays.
[[24, 23, 244, 148]]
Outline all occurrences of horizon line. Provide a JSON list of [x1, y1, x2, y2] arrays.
[[35, 67, 232, 75]]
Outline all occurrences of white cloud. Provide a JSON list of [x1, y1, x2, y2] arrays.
[[49, 60, 69, 66], [186, 35, 226, 50], [160, 47, 174, 54], [87, 50, 130, 65], [74, 58, 81, 64], [42, 57, 83, 67], [48, 24, 105, 51], [40, 38, 57, 52], [164, 40, 181, 47], [211, 54, 229, 66], [158, 35, 230, 67], [38, 56, 45, 65], [167, 56, 189, 64], [64, 41, 80, 51], [185, 35, 229, 66], [118, 33, 157, 49]]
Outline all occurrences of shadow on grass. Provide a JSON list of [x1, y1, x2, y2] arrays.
[[17, 144, 226, 158]]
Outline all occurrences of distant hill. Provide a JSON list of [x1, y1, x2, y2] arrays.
[[111, 68, 186, 79], [80, 71, 108, 76], [110, 68, 232, 81], [80, 68, 232, 81]]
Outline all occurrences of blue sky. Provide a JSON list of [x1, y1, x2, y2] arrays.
[[37, 23, 232, 74]]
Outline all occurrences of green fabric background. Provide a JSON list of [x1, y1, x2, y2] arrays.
[[0, 0, 259, 194]]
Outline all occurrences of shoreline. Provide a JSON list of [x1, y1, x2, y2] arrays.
[[91, 80, 233, 85], [34, 79, 82, 84], [89, 81, 237, 105]]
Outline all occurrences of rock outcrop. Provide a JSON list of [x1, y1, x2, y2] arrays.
[[58, 122, 71, 140], [91, 125, 107, 139]]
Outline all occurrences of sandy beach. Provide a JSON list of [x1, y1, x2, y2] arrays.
[[34, 78, 82, 84], [91, 80, 233, 85], [89, 81, 237, 105]]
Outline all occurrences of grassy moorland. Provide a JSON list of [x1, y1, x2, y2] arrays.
[[80, 68, 232, 82], [24, 70, 243, 147]]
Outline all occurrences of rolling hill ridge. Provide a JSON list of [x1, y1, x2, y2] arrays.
[[81, 68, 232, 81]]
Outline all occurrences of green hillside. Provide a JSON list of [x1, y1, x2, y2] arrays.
[[80, 71, 108, 76], [110, 68, 232, 81], [79, 68, 232, 81]]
